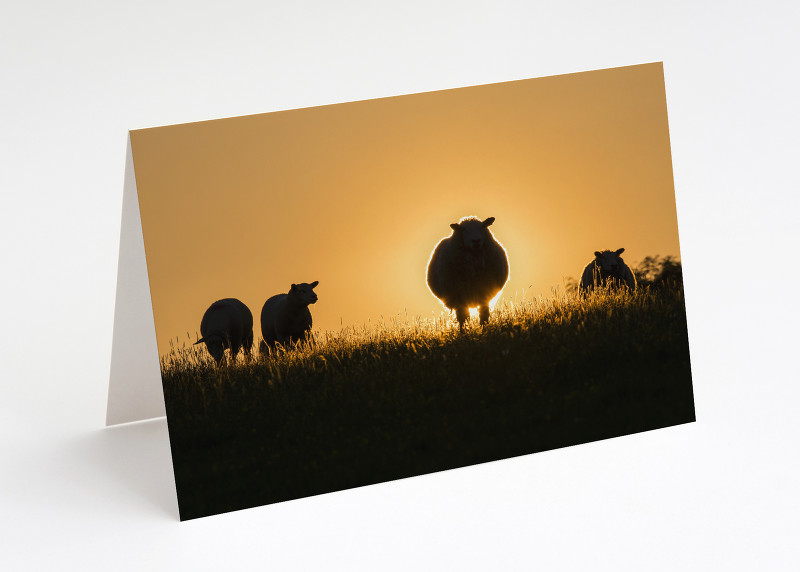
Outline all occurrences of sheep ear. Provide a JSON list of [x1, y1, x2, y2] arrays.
[[594, 251, 602, 258], [194, 338, 205, 345], [310, 281, 319, 288], [450, 223, 460, 231], [290, 284, 297, 292], [482, 217, 495, 227], [615, 248, 625, 255]]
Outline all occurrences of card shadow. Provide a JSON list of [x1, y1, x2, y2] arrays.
[[72, 417, 178, 519]]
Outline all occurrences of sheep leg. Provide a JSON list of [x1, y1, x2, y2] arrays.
[[478, 304, 490, 325], [455, 307, 469, 331], [243, 332, 253, 359], [230, 342, 241, 364]]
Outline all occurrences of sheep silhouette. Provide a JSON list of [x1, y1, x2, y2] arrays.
[[426, 216, 509, 330], [194, 298, 254, 365], [579, 248, 637, 293], [260, 281, 319, 353]]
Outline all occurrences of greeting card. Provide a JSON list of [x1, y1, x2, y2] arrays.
[[108, 62, 694, 520]]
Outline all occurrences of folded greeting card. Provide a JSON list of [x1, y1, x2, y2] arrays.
[[108, 62, 695, 520]]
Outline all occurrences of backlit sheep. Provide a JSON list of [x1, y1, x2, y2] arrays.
[[260, 281, 319, 352], [194, 298, 254, 365], [579, 248, 637, 293], [426, 216, 509, 330]]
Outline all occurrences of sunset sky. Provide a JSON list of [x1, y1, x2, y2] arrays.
[[131, 62, 680, 359]]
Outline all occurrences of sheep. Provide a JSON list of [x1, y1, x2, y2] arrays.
[[579, 248, 637, 293], [426, 216, 509, 330], [194, 298, 254, 365], [260, 281, 319, 352]]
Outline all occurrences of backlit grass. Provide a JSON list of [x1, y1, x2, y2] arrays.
[[161, 283, 694, 520]]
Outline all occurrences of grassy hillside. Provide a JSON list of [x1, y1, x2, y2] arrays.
[[161, 284, 694, 520]]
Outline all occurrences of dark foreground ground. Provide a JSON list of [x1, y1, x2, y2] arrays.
[[162, 286, 695, 520]]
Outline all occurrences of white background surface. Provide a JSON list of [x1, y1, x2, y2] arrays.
[[2, 1, 798, 570]]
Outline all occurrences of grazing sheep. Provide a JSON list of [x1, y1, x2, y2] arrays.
[[426, 216, 509, 330], [194, 298, 254, 365], [260, 281, 319, 352], [579, 248, 637, 293]]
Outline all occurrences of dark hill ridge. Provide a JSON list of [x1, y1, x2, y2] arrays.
[[161, 285, 694, 520]]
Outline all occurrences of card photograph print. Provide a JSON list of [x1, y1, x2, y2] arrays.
[[131, 62, 694, 520]]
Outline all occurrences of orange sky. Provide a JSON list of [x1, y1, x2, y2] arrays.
[[131, 62, 680, 359]]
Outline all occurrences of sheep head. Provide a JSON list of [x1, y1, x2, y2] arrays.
[[450, 216, 495, 252], [593, 248, 626, 279], [289, 281, 319, 306]]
